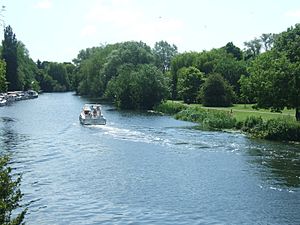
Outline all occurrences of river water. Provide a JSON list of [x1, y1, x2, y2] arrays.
[[0, 92, 299, 225]]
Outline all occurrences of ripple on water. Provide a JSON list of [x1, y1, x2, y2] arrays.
[[1, 93, 299, 225]]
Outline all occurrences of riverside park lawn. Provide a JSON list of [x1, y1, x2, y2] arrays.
[[196, 104, 295, 122]]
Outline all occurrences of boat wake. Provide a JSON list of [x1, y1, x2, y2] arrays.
[[89, 124, 166, 145]]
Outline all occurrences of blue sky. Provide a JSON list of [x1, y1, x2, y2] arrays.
[[1, 0, 300, 62]]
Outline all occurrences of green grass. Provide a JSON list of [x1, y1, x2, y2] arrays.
[[187, 102, 296, 122]]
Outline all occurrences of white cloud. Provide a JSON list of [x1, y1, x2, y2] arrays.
[[34, 0, 52, 9], [285, 9, 300, 18]]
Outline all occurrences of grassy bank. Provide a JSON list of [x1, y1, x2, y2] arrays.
[[154, 101, 300, 142], [198, 104, 295, 122]]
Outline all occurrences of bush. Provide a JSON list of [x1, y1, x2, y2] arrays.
[[0, 156, 27, 225], [242, 116, 264, 132], [241, 116, 300, 142], [175, 106, 236, 130], [154, 101, 187, 115], [264, 118, 300, 141]]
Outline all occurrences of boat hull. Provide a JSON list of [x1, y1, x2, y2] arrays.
[[79, 115, 106, 125]]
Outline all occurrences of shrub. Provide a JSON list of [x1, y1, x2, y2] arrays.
[[264, 118, 300, 141], [242, 116, 300, 142], [0, 156, 27, 225], [154, 101, 187, 115], [242, 116, 264, 132], [176, 106, 236, 130]]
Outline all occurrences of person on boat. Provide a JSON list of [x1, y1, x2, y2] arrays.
[[93, 108, 97, 117]]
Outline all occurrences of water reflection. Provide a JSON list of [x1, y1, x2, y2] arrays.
[[0, 117, 27, 154], [247, 139, 300, 188]]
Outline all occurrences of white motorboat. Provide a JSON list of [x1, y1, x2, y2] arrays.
[[0, 97, 7, 106], [79, 104, 106, 125], [26, 90, 38, 99]]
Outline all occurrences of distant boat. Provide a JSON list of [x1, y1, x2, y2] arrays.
[[0, 96, 7, 106], [79, 104, 106, 125], [26, 90, 38, 99]]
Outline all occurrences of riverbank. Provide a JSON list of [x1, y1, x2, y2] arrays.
[[154, 101, 300, 142]]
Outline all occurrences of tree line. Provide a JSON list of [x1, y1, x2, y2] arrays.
[[0, 24, 299, 120], [0, 25, 74, 93]]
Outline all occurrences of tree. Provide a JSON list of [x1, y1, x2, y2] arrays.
[[177, 66, 204, 104], [224, 42, 243, 60], [244, 49, 300, 121], [243, 38, 262, 60], [0, 59, 7, 92], [153, 41, 178, 73], [0, 156, 27, 225], [17, 41, 39, 91], [1, 25, 20, 90], [240, 24, 300, 121], [170, 52, 199, 99], [105, 64, 168, 109], [47, 62, 70, 91], [274, 24, 300, 63], [260, 33, 275, 51], [200, 73, 234, 107], [213, 52, 247, 95]]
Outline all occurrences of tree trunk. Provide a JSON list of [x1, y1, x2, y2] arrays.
[[296, 107, 300, 121]]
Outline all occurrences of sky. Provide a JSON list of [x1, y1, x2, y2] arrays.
[[1, 0, 300, 62]]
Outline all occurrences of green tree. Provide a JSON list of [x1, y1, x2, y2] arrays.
[[1, 25, 20, 90], [244, 38, 262, 60], [200, 73, 234, 107], [17, 41, 39, 91], [47, 62, 70, 91], [0, 156, 27, 225], [224, 42, 243, 60], [170, 52, 199, 99], [0, 59, 7, 92], [153, 40, 178, 73], [274, 23, 300, 63], [106, 64, 168, 109], [177, 66, 203, 104], [241, 24, 300, 121], [244, 49, 300, 120], [105, 64, 141, 109], [260, 33, 275, 51], [213, 52, 247, 95]]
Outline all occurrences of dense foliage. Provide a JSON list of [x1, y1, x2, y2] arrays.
[[0, 59, 7, 92], [0, 156, 26, 225], [175, 106, 236, 130], [240, 24, 300, 121], [2, 26, 19, 91], [177, 66, 203, 104], [200, 73, 234, 107], [241, 116, 300, 142], [73, 41, 171, 109]]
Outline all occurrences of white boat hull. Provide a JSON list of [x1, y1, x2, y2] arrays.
[[79, 114, 106, 125]]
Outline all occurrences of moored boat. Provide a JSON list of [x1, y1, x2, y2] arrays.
[[0, 96, 7, 106], [26, 90, 38, 99], [79, 104, 106, 125]]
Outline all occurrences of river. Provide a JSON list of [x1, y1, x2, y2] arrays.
[[0, 92, 299, 225]]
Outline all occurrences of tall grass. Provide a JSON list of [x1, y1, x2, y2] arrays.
[[175, 106, 236, 130]]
